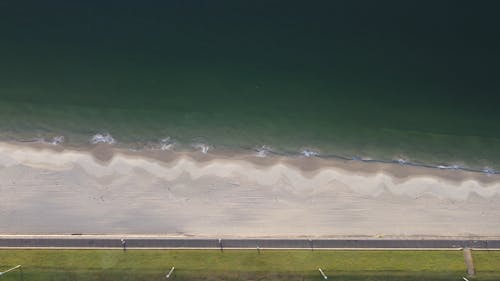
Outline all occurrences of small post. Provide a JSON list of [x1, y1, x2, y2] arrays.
[[121, 238, 127, 252], [318, 268, 328, 280], [165, 266, 175, 279], [0, 265, 21, 276], [257, 245, 260, 255], [218, 238, 223, 252], [309, 239, 313, 251]]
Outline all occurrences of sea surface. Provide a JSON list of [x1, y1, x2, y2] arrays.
[[0, 1, 499, 171]]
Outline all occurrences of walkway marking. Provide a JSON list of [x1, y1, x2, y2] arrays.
[[0, 265, 21, 276], [318, 268, 328, 279], [166, 266, 175, 279]]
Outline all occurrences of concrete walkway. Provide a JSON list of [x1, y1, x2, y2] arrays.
[[463, 248, 476, 276], [1, 237, 500, 249]]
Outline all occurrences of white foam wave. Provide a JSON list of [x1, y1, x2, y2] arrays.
[[193, 143, 211, 154], [301, 149, 319, 157], [50, 136, 65, 145], [33, 135, 65, 146], [395, 158, 408, 164], [483, 167, 496, 175], [438, 164, 461, 170], [255, 145, 272, 157], [159, 137, 175, 151], [90, 133, 116, 145]]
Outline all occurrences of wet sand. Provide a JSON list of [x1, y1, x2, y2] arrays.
[[0, 142, 499, 237]]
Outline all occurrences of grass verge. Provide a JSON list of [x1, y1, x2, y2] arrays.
[[0, 249, 498, 280]]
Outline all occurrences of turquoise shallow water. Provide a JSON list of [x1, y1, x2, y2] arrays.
[[0, 1, 499, 170]]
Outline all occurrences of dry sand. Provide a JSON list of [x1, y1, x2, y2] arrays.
[[0, 142, 499, 238]]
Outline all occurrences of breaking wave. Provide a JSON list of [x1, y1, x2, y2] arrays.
[[300, 148, 320, 157], [90, 133, 116, 144], [33, 135, 65, 145], [192, 143, 211, 154], [255, 145, 273, 157], [159, 137, 175, 151]]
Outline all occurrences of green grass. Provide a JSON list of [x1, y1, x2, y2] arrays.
[[0, 249, 499, 281], [473, 250, 500, 280]]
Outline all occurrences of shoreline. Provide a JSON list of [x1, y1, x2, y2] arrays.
[[1, 141, 500, 237], [10, 133, 500, 175], [8, 140, 500, 184]]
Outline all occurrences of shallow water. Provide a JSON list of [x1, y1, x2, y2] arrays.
[[0, 1, 499, 170]]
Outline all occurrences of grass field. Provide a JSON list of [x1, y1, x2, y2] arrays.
[[0, 249, 499, 281]]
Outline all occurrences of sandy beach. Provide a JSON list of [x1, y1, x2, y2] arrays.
[[1, 142, 499, 238]]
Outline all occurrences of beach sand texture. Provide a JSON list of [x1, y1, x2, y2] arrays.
[[0, 142, 499, 237]]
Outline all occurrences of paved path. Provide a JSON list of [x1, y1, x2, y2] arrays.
[[1, 237, 500, 249], [463, 248, 476, 276]]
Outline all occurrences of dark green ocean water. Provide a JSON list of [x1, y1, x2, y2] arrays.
[[1, 1, 499, 170]]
